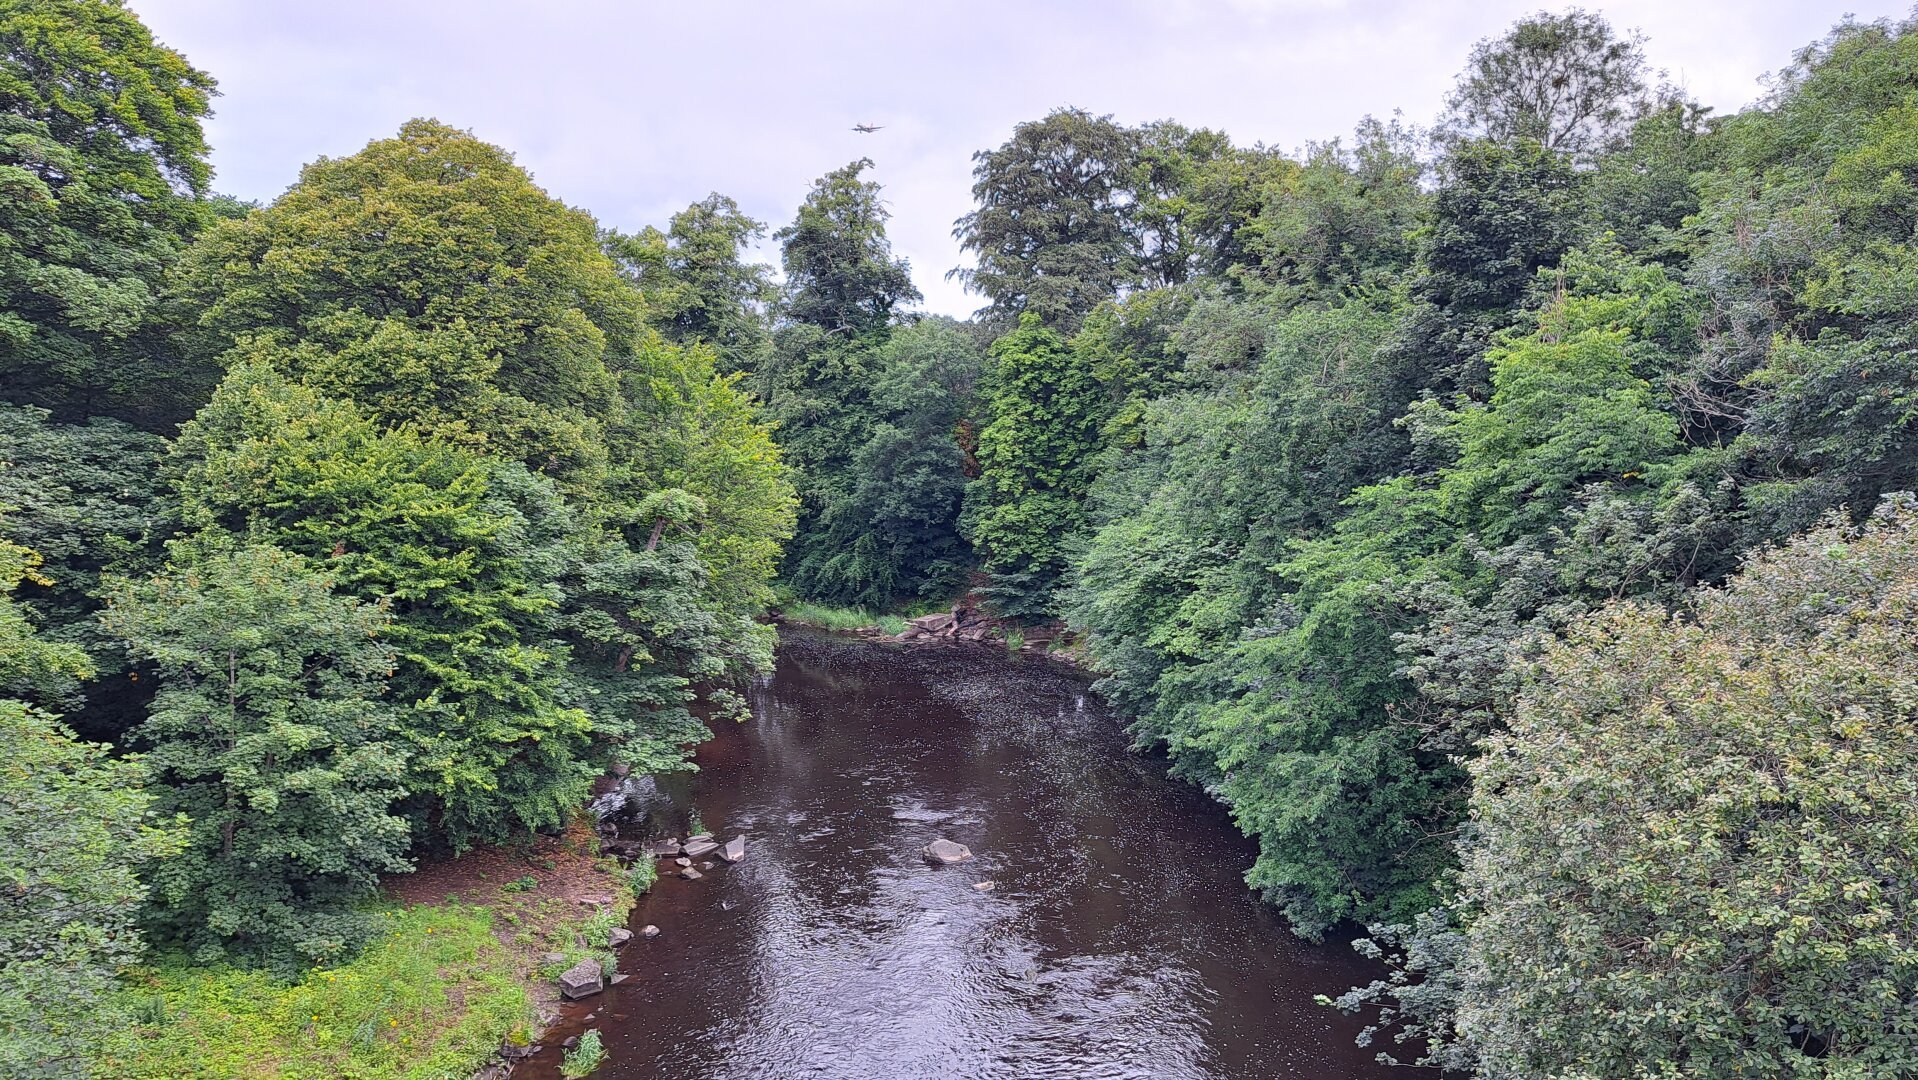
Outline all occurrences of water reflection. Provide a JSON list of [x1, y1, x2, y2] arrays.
[[531, 630, 1396, 1079]]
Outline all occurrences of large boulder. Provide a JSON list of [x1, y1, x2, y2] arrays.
[[683, 838, 719, 859], [720, 836, 746, 863], [557, 959, 604, 1000], [923, 838, 973, 865]]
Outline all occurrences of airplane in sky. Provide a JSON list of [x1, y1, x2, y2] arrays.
[[851, 123, 884, 133]]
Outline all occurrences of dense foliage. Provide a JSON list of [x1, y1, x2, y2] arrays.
[[6, 2, 1917, 1076], [1457, 500, 1918, 1076], [0, 0, 795, 1045]]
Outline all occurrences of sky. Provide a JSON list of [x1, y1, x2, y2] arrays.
[[134, 0, 1902, 319]]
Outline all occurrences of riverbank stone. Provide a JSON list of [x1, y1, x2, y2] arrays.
[[646, 838, 682, 857], [557, 959, 604, 1000], [680, 867, 704, 880], [924, 838, 973, 865], [641, 924, 660, 939], [609, 927, 633, 948], [683, 838, 720, 859], [721, 836, 746, 863]]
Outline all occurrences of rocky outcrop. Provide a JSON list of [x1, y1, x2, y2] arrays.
[[891, 602, 1072, 656]]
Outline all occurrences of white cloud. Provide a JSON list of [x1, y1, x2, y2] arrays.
[[135, 0, 1900, 318]]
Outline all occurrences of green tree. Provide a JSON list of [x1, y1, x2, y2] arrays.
[[105, 543, 411, 971], [775, 158, 919, 337], [0, 0, 219, 427], [1441, 8, 1653, 160], [605, 193, 776, 374], [963, 314, 1107, 618], [1458, 498, 1918, 1077], [175, 119, 629, 489], [0, 405, 167, 731], [796, 319, 984, 606], [954, 108, 1140, 330], [761, 159, 916, 601], [166, 366, 594, 850], [0, 701, 182, 1079]]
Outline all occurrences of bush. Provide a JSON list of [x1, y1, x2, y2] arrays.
[[1458, 498, 1918, 1076], [0, 702, 182, 1079]]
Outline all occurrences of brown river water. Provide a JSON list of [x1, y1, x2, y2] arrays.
[[523, 628, 1398, 1079]]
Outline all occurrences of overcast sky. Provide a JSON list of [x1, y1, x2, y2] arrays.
[[135, 1, 1900, 318]]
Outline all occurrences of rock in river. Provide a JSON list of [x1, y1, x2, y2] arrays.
[[720, 836, 746, 863], [646, 838, 682, 857], [641, 924, 661, 939], [609, 927, 633, 948], [683, 838, 720, 859], [680, 867, 704, 880], [557, 959, 604, 1000], [924, 838, 973, 865]]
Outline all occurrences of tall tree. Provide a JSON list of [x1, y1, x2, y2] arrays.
[[775, 158, 918, 337], [605, 193, 776, 375], [0, 0, 219, 427], [953, 109, 1141, 330], [760, 159, 918, 602], [795, 319, 984, 606], [1441, 8, 1653, 159], [962, 314, 1108, 618], [175, 120, 630, 490]]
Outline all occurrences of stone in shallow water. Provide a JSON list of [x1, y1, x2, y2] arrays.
[[640, 924, 660, 939], [720, 836, 746, 863], [923, 838, 973, 865], [646, 838, 682, 857], [973, 881, 996, 891], [683, 839, 720, 859], [557, 959, 604, 1000], [680, 868, 704, 880], [609, 927, 632, 948]]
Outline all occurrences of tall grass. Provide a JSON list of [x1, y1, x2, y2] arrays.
[[103, 905, 534, 1079], [780, 601, 907, 635], [561, 1029, 606, 1077]]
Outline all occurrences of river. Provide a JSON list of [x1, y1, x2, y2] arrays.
[[526, 628, 1398, 1079]]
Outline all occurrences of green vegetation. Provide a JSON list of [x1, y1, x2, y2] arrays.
[[7, 1, 1918, 1076], [104, 905, 537, 1080], [778, 600, 909, 635], [561, 1030, 606, 1078]]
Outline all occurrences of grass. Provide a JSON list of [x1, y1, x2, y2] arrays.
[[1004, 627, 1025, 652], [104, 821, 640, 1080], [778, 600, 908, 636], [561, 1029, 606, 1078], [102, 904, 536, 1080], [627, 855, 657, 896]]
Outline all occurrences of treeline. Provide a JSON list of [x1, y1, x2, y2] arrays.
[[0, 2, 796, 1073], [9, 0, 1918, 1075], [981, 13, 1918, 1077], [765, 7, 1918, 1075]]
